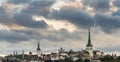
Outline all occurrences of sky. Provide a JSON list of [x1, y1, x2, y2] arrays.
[[0, 0, 120, 56]]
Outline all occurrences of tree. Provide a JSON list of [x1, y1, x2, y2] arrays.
[[100, 55, 114, 62], [116, 56, 120, 60], [62, 57, 73, 62], [76, 57, 83, 62], [84, 59, 90, 62]]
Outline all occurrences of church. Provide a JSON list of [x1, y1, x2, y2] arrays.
[[80, 29, 104, 62], [86, 29, 93, 58]]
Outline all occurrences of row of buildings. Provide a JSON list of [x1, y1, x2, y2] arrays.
[[2, 29, 115, 62]]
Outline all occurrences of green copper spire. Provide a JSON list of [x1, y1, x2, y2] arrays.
[[37, 42, 41, 50], [87, 29, 93, 47]]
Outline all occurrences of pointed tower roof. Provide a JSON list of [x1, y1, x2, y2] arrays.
[[87, 29, 93, 47], [37, 42, 41, 51]]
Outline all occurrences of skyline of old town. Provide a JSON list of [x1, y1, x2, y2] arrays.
[[0, 0, 120, 60]]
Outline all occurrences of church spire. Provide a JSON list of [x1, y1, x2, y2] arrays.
[[87, 29, 93, 47], [37, 42, 41, 51]]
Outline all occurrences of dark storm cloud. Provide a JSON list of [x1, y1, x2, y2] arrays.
[[2, 0, 120, 33], [41, 29, 82, 42], [22, 0, 55, 17], [0, 7, 13, 25], [0, 31, 29, 42], [113, 0, 120, 8], [0, 5, 48, 29], [50, 6, 120, 33], [95, 14, 120, 33], [30, 0, 55, 7], [6, 0, 55, 17], [0, 7, 6, 22], [112, 10, 120, 16], [4, 0, 120, 32], [7, 0, 29, 4], [0, 29, 41, 43], [12, 29, 40, 40], [13, 13, 48, 28], [13, 29, 81, 42], [8, 0, 55, 28], [33, 29, 81, 42], [50, 7, 95, 28], [82, 0, 110, 11], [0, 0, 55, 29]]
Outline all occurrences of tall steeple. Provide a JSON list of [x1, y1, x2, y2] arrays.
[[37, 42, 41, 51], [36, 41, 41, 57], [87, 29, 93, 47], [86, 28, 93, 58]]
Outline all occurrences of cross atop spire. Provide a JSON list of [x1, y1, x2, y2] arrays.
[[37, 41, 41, 51], [87, 29, 93, 47]]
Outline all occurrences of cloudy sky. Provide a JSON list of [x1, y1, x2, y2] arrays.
[[0, 0, 120, 56]]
